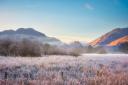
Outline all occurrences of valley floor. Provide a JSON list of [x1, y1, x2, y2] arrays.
[[0, 54, 128, 85]]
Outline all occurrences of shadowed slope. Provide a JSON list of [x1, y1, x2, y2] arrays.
[[108, 36, 128, 46], [90, 28, 128, 46]]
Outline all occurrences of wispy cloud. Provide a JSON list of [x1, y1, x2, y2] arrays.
[[84, 3, 94, 10]]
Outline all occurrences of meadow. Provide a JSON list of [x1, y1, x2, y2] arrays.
[[0, 54, 128, 85]]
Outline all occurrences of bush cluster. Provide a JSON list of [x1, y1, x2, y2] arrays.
[[0, 39, 41, 56], [0, 38, 80, 57]]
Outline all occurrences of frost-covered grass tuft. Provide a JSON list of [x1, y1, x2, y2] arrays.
[[0, 54, 128, 85]]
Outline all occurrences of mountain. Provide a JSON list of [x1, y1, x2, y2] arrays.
[[0, 28, 63, 45], [90, 28, 128, 46], [108, 36, 128, 46], [16, 28, 46, 37], [68, 41, 88, 48], [0, 28, 46, 37]]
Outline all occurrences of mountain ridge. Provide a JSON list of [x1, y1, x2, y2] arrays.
[[90, 28, 128, 46], [108, 36, 128, 46], [0, 28, 46, 37], [0, 28, 62, 45]]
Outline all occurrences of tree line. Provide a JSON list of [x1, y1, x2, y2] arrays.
[[0, 38, 81, 57]]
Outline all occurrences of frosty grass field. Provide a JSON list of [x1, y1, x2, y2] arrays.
[[0, 54, 128, 85]]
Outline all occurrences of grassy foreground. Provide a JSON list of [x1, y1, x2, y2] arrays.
[[0, 54, 128, 85]]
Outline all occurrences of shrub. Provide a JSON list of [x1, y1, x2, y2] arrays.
[[68, 48, 81, 57], [0, 38, 42, 57], [0, 38, 13, 56], [19, 39, 42, 57], [41, 44, 80, 56], [0, 38, 81, 57], [119, 42, 128, 53], [86, 45, 94, 53], [94, 46, 107, 54]]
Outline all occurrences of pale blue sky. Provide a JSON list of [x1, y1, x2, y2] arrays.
[[0, 0, 128, 43]]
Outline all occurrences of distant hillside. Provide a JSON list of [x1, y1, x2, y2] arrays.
[[90, 28, 128, 46], [0, 28, 46, 37], [68, 41, 88, 48], [0, 28, 63, 45], [108, 36, 128, 46]]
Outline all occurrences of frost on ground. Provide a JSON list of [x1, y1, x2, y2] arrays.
[[0, 54, 128, 85]]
